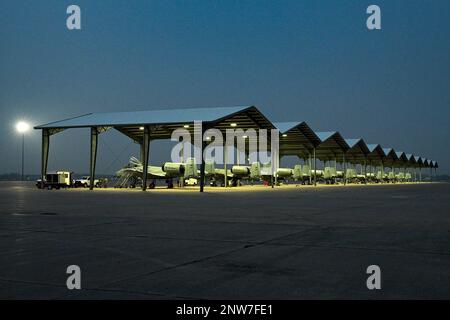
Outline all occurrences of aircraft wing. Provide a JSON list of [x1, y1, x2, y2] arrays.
[[147, 166, 167, 178], [213, 168, 233, 178]]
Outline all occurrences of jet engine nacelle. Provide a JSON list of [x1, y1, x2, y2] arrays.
[[162, 163, 185, 176], [231, 166, 250, 176], [276, 168, 293, 178]]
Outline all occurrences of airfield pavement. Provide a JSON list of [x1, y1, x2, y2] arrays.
[[0, 181, 449, 299]]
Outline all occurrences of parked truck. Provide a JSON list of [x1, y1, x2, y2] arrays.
[[74, 176, 100, 188], [36, 171, 73, 189]]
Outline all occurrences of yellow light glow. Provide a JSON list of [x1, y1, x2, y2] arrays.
[[230, 123, 237, 127], [282, 134, 287, 137], [183, 124, 190, 128], [139, 127, 144, 130]]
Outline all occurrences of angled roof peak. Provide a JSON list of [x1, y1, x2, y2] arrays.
[[315, 131, 337, 142]]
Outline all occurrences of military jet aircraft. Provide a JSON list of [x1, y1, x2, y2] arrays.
[[115, 156, 187, 188]]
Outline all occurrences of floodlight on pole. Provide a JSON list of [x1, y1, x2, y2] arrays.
[[16, 121, 30, 181], [16, 121, 30, 133]]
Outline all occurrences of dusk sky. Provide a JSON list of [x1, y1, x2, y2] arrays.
[[1, 0, 449, 175]]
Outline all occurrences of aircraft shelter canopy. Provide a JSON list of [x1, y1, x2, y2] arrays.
[[344, 138, 370, 164], [35, 106, 275, 144], [366, 144, 386, 165], [314, 131, 349, 161], [274, 122, 320, 159]]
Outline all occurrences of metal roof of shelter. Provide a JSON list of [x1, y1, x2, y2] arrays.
[[274, 122, 321, 158], [314, 131, 349, 161], [395, 151, 407, 160], [414, 156, 423, 165], [366, 144, 386, 164], [344, 138, 370, 163], [35, 106, 275, 143], [382, 148, 398, 167], [395, 151, 409, 166], [405, 154, 416, 165]]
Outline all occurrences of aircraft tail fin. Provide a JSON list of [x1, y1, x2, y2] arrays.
[[205, 159, 215, 176], [250, 162, 261, 179], [184, 157, 197, 178], [293, 165, 302, 179]]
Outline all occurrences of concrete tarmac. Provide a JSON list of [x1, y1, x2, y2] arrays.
[[0, 181, 449, 299]]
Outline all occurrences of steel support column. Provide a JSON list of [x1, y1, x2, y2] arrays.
[[41, 129, 50, 183], [200, 140, 206, 192], [343, 153, 346, 185], [180, 142, 184, 188], [308, 153, 312, 185], [224, 144, 228, 188], [141, 126, 150, 191], [89, 127, 98, 190], [199, 125, 207, 192], [313, 148, 317, 186]]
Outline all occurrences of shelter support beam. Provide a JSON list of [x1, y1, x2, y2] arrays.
[[90, 127, 98, 190], [308, 153, 312, 185], [180, 143, 184, 188], [199, 125, 207, 192], [364, 159, 367, 184], [141, 126, 150, 191], [343, 153, 346, 185], [224, 145, 228, 188], [313, 148, 317, 186], [41, 129, 50, 182]]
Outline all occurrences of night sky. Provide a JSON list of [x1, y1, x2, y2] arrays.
[[1, 0, 449, 175]]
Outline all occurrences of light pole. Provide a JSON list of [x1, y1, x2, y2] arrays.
[[16, 121, 30, 181]]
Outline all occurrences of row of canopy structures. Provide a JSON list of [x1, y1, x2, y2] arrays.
[[274, 122, 438, 186], [35, 106, 438, 192]]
